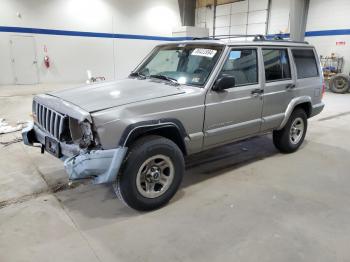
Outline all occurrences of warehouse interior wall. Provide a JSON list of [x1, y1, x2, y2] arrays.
[[195, 0, 350, 74], [0, 0, 182, 85], [2, 0, 350, 85], [305, 0, 350, 74]]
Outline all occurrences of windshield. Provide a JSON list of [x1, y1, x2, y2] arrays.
[[135, 44, 223, 86]]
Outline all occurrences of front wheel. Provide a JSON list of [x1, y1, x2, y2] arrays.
[[273, 108, 307, 153], [114, 135, 185, 211]]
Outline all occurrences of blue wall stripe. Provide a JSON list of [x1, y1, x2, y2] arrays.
[[0, 26, 192, 41], [305, 29, 350, 37], [1, 26, 350, 40]]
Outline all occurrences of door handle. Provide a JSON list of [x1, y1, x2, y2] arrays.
[[286, 84, 296, 89], [251, 89, 263, 96]]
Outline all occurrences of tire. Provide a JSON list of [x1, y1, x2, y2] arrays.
[[273, 108, 307, 153], [329, 74, 350, 94], [114, 135, 185, 211]]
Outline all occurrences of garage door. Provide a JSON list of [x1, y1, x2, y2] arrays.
[[214, 0, 269, 36]]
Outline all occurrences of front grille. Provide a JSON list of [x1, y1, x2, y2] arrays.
[[33, 100, 66, 140]]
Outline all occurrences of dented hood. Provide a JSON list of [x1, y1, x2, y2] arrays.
[[48, 79, 185, 113]]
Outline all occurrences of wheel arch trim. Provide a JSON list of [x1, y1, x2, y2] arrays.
[[118, 118, 188, 152], [278, 96, 312, 130]]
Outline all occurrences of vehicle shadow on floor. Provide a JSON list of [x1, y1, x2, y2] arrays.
[[54, 135, 281, 226], [176, 135, 279, 195]]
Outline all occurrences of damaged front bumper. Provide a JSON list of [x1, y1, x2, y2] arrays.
[[22, 121, 80, 157], [22, 121, 36, 146], [22, 122, 128, 184]]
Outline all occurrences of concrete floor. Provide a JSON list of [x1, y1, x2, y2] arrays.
[[0, 84, 350, 262]]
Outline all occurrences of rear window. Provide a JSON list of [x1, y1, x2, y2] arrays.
[[262, 49, 291, 82], [292, 49, 319, 79]]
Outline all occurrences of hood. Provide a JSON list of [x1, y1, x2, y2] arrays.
[[48, 79, 185, 113]]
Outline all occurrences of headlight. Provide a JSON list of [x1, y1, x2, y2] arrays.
[[79, 121, 94, 148], [69, 118, 95, 148]]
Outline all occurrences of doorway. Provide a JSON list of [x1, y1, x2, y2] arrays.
[[10, 35, 39, 84]]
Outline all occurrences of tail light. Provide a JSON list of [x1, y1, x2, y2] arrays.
[[321, 80, 326, 99]]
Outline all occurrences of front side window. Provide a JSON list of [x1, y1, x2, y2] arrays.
[[263, 49, 291, 82], [136, 44, 223, 86], [218, 49, 258, 87], [292, 49, 319, 79]]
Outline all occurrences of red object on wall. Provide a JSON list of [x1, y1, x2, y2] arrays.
[[336, 41, 346, 46], [44, 55, 50, 68]]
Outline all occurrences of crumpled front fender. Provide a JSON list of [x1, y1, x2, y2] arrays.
[[64, 147, 128, 184]]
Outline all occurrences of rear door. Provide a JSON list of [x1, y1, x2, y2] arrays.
[[203, 47, 263, 148], [260, 47, 296, 131], [290, 48, 322, 104]]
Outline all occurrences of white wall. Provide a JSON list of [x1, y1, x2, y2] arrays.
[[0, 0, 181, 84], [306, 0, 350, 74]]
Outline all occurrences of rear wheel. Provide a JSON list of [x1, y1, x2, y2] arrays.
[[114, 135, 184, 211], [273, 108, 307, 153]]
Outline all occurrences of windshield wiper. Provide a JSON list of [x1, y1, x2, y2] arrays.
[[129, 71, 146, 79], [150, 74, 179, 85]]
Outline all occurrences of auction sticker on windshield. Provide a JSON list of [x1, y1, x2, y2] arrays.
[[191, 48, 217, 58]]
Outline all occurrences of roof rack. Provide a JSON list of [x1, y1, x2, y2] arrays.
[[193, 34, 265, 41], [193, 34, 309, 44]]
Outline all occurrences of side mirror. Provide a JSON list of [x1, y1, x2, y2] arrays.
[[213, 76, 235, 91]]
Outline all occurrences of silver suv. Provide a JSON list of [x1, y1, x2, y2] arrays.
[[23, 37, 325, 210]]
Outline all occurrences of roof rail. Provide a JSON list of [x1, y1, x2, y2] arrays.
[[194, 34, 265, 41], [263, 35, 309, 44], [193, 34, 309, 44]]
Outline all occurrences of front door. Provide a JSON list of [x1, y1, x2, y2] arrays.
[[10, 35, 39, 84], [204, 48, 263, 148]]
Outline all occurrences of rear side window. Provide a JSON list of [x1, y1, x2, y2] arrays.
[[292, 49, 319, 78], [263, 49, 291, 82]]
